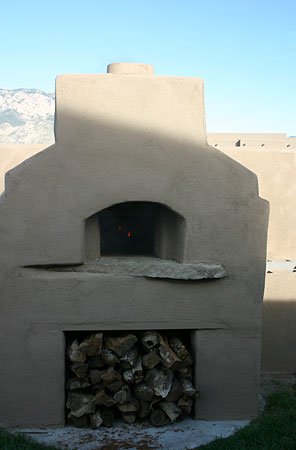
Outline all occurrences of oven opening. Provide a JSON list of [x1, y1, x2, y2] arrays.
[[84, 201, 185, 262], [100, 202, 158, 256]]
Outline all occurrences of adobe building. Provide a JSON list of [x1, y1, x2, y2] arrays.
[[207, 133, 296, 374], [0, 63, 269, 427]]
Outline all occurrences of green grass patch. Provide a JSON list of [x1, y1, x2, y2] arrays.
[[197, 387, 296, 450], [0, 429, 59, 450]]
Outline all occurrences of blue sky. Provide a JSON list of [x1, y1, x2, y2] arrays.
[[1, 0, 295, 135]]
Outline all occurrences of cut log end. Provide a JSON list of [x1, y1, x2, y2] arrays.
[[150, 409, 169, 427]]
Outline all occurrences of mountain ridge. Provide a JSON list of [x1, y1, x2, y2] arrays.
[[0, 88, 55, 144]]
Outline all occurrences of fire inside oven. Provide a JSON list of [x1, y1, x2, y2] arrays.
[[99, 202, 159, 256]]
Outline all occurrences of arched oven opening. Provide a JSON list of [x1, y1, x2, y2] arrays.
[[84, 201, 185, 262]]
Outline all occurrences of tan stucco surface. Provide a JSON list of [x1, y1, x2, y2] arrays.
[[262, 272, 296, 374], [214, 146, 296, 260], [0, 144, 45, 192], [0, 67, 268, 426]]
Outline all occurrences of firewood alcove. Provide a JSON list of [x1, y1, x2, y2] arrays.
[[65, 330, 197, 428]]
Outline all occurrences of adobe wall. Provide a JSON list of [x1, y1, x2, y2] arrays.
[[207, 133, 296, 374], [262, 271, 296, 373], [207, 134, 296, 260]]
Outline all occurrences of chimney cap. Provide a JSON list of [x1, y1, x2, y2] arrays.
[[107, 63, 154, 75]]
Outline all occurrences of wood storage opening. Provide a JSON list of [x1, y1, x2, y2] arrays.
[[65, 330, 199, 428]]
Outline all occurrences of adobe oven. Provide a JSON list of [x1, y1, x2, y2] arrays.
[[0, 63, 269, 427]]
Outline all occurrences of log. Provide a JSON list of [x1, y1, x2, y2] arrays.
[[101, 408, 114, 427], [140, 331, 159, 351], [138, 400, 151, 418], [89, 355, 105, 369], [89, 369, 103, 386], [117, 401, 138, 413], [121, 412, 136, 424], [149, 396, 162, 410], [158, 334, 181, 369], [67, 377, 91, 391], [169, 336, 193, 369], [70, 363, 89, 381], [133, 382, 154, 402], [79, 333, 103, 357], [176, 366, 193, 377], [175, 354, 193, 369], [94, 388, 116, 407], [149, 409, 169, 427], [91, 410, 103, 429], [123, 370, 134, 384], [69, 392, 95, 418], [67, 378, 81, 390], [68, 413, 89, 428], [119, 345, 138, 369], [101, 366, 121, 384], [158, 401, 181, 423], [132, 397, 140, 411], [180, 378, 196, 397], [100, 347, 119, 366], [113, 385, 131, 405], [178, 395, 193, 415], [104, 334, 138, 357], [67, 340, 86, 363], [142, 350, 161, 369], [132, 355, 144, 384], [145, 367, 174, 398], [104, 379, 123, 393], [165, 377, 182, 402], [168, 336, 188, 360]]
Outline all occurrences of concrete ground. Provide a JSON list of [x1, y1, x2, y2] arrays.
[[11, 374, 296, 450], [16, 419, 249, 450]]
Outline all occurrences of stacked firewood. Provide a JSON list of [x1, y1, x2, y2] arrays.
[[66, 331, 199, 428]]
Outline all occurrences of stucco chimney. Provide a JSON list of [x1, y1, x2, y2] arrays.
[[107, 62, 154, 75]]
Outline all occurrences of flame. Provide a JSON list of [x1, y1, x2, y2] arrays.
[[118, 225, 123, 231], [127, 232, 131, 237]]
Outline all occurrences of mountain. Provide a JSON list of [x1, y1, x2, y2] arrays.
[[0, 88, 55, 144]]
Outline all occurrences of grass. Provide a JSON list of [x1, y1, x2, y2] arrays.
[[197, 386, 296, 450], [0, 429, 59, 450], [1, 385, 296, 450]]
